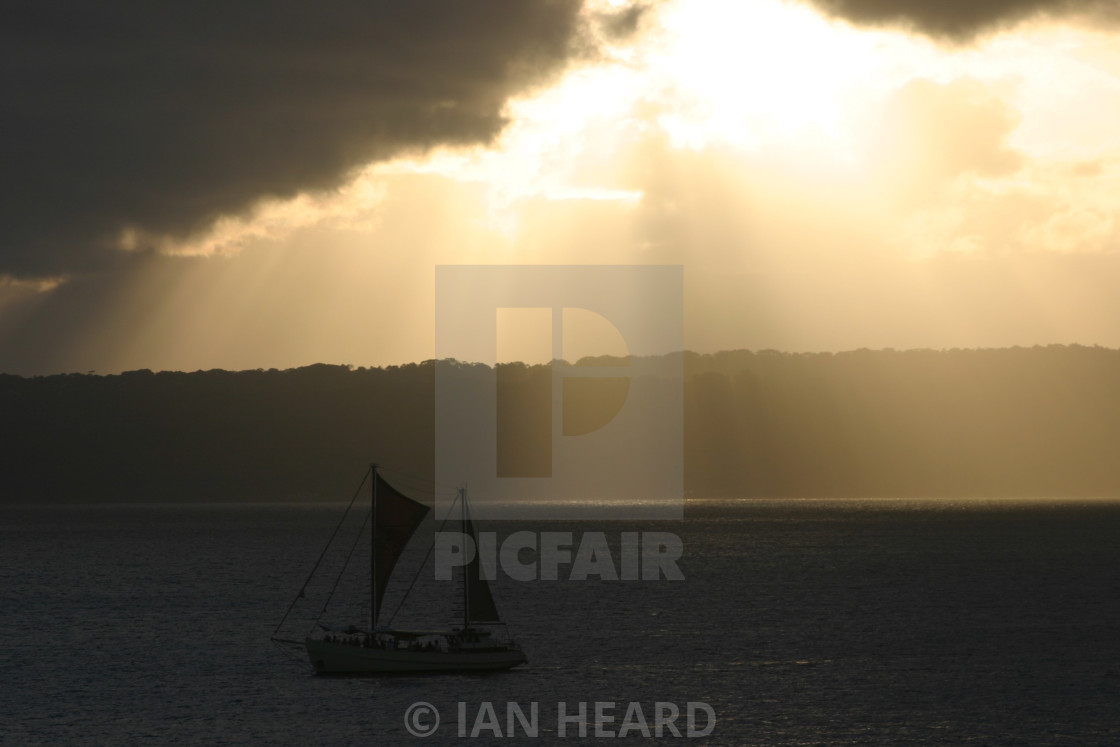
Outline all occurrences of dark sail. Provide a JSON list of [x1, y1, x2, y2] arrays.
[[463, 514, 501, 623], [373, 472, 430, 624]]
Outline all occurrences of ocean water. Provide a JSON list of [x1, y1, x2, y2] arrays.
[[2, 498, 1119, 745]]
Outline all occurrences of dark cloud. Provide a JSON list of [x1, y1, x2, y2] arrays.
[[804, 0, 1118, 40], [0, 0, 583, 278], [601, 3, 652, 39]]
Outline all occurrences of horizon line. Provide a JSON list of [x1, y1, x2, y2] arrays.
[[3, 341, 1119, 379]]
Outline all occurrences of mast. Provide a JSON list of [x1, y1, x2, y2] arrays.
[[461, 486, 470, 630], [370, 463, 378, 631]]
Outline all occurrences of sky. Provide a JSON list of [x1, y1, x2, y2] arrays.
[[3, 0, 1120, 374]]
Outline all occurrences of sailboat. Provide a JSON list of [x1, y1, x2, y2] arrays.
[[274, 465, 527, 674]]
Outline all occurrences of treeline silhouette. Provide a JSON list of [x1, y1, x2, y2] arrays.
[[3, 345, 1120, 502]]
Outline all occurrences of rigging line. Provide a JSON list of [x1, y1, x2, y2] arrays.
[[270, 638, 308, 666], [311, 505, 372, 637], [385, 491, 463, 628], [271, 467, 370, 638]]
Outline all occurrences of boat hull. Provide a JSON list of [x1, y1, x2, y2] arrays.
[[305, 639, 527, 674]]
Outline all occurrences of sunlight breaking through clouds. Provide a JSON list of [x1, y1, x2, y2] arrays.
[[159, 0, 1120, 265], [5, 0, 1120, 374]]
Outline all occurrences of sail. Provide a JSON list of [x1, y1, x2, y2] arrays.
[[373, 472, 430, 623], [463, 514, 501, 623]]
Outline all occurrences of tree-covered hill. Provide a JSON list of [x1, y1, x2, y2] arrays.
[[3, 345, 1119, 502]]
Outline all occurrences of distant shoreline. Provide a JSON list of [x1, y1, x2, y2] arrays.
[[5, 345, 1120, 502]]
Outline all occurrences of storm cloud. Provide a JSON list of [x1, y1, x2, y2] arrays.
[[1, 0, 583, 279], [804, 0, 1118, 40]]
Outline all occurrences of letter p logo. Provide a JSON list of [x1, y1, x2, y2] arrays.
[[436, 266, 682, 520]]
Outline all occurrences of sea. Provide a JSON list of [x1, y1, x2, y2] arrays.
[[2, 498, 1119, 745]]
